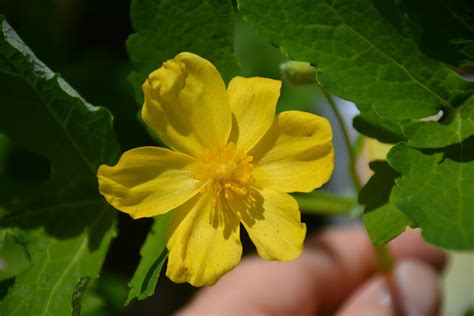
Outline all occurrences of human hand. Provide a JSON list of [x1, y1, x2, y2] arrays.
[[179, 227, 446, 316]]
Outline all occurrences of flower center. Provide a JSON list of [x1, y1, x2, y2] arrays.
[[195, 143, 254, 200]]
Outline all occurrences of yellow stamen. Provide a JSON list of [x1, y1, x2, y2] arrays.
[[194, 142, 254, 200]]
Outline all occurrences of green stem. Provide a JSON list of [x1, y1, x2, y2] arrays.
[[295, 191, 356, 215], [317, 83, 362, 191], [316, 82, 395, 276], [374, 244, 395, 273]]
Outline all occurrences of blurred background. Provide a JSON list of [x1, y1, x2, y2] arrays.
[[0, 0, 472, 315]]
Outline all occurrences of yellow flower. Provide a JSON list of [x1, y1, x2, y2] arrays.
[[97, 52, 334, 286]]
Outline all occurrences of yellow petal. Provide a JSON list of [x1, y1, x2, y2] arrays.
[[166, 191, 242, 286], [142, 52, 231, 157], [227, 76, 281, 152], [251, 111, 334, 193], [229, 188, 306, 261], [97, 147, 203, 219]]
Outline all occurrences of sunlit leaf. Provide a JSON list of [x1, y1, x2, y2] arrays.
[[238, 0, 473, 122], [238, 0, 474, 250], [388, 142, 474, 250]]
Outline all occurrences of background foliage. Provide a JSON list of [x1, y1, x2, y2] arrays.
[[0, 0, 472, 315]]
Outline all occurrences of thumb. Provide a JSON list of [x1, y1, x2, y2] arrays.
[[337, 260, 441, 316]]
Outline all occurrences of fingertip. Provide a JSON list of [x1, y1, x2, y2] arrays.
[[336, 276, 395, 316], [337, 260, 441, 316], [393, 260, 441, 316]]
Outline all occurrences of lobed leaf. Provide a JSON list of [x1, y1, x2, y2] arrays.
[[238, 0, 474, 147], [388, 142, 474, 250], [238, 0, 474, 250], [0, 16, 119, 315]]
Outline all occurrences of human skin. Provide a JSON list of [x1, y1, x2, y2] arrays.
[[179, 227, 446, 316]]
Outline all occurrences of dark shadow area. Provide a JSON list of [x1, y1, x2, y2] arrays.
[[358, 160, 400, 213], [88, 206, 117, 251], [374, 0, 474, 68], [0, 278, 15, 300], [141, 250, 169, 294], [421, 135, 474, 163], [0, 144, 110, 243], [372, 0, 405, 32], [103, 214, 153, 277], [398, 0, 474, 67], [353, 114, 405, 144], [5, 146, 51, 183]]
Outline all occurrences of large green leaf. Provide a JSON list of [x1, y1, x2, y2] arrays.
[[126, 213, 170, 304], [388, 142, 474, 250], [238, 0, 474, 250], [359, 161, 412, 245], [0, 17, 119, 315], [238, 0, 474, 145], [127, 0, 239, 104]]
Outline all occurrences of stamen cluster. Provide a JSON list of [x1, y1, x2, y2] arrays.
[[195, 143, 254, 200]]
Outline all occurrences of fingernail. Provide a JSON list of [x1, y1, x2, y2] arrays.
[[394, 260, 441, 316]]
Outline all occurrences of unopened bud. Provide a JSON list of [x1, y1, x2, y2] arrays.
[[280, 61, 317, 86]]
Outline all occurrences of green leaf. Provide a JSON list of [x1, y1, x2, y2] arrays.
[[238, 0, 474, 147], [352, 107, 407, 144], [126, 213, 170, 304], [399, 0, 474, 67], [359, 161, 412, 245], [0, 229, 31, 281], [388, 142, 474, 250], [127, 0, 239, 104], [406, 96, 474, 148], [0, 16, 119, 315], [238, 0, 474, 250]]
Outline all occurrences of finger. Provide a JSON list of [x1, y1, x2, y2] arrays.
[[393, 260, 441, 316], [336, 276, 394, 316], [179, 227, 445, 316], [337, 260, 441, 316], [293, 227, 445, 312]]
